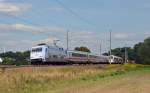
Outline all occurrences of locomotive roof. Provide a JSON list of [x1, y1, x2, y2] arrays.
[[32, 44, 64, 49]]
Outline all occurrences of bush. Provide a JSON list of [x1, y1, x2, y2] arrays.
[[2, 57, 29, 65], [138, 37, 150, 65], [0, 51, 30, 65], [2, 57, 16, 65]]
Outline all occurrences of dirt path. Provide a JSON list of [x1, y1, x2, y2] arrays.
[[63, 69, 150, 93]]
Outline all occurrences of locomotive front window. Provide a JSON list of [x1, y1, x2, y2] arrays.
[[72, 53, 87, 57], [32, 48, 42, 52], [110, 56, 113, 59]]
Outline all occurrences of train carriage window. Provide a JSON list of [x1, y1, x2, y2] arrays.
[[65, 50, 67, 54], [89, 55, 97, 58], [61, 56, 64, 59], [110, 56, 113, 59], [81, 54, 87, 57], [72, 53, 87, 57], [72, 53, 78, 57], [53, 55, 58, 58]]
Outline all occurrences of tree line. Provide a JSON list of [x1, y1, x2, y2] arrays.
[[0, 37, 150, 65], [0, 51, 30, 65], [107, 37, 150, 64]]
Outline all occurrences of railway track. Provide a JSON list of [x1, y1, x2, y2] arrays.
[[0, 64, 108, 69]]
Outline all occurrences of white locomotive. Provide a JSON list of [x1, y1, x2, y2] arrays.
[[30, 44, 66, 64], [30, 44, 123, 64]]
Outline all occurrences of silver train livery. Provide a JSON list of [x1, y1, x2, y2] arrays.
[[30, 44, 123, 64]]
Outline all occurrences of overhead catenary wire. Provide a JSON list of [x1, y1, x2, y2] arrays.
[[3, 0, 97, 28], [19, 0, 65, 27], [54, 0, 97, 27]]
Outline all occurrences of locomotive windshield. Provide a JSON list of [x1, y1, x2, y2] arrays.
[[32, 48, 42, 52]]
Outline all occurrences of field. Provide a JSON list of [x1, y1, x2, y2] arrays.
[[0, 64, 150, 93]]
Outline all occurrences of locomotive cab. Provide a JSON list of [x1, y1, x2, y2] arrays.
[[30, 45, 48, 63]]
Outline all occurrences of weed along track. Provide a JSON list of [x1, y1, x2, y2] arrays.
[[0, 64, 149, 93]]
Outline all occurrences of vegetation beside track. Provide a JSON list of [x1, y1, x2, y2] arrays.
[[0, 64, 149, 93]]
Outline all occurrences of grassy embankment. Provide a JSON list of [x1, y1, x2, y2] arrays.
[[0, 64, 149, 93]]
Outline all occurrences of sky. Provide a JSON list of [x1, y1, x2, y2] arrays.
[[0, 0, 150, 54]]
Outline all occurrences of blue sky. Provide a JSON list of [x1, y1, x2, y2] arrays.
[[0, 0, 150, 53]]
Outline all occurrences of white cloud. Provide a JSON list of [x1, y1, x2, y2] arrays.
[[113, 32, 136, 40], [35, 37, 59, 45], [0, 0, 5, 2], [2, 39, 33, 52], [0, 23, 65, 33], [0, 3, 32, 15], [146, 32, 150, 35], [71, 31, 94, 39]]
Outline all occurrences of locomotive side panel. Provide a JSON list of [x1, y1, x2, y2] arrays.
[[46, 47, 66, 63]]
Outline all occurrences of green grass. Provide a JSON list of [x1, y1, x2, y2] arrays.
[[0, 64, 149, 93]]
